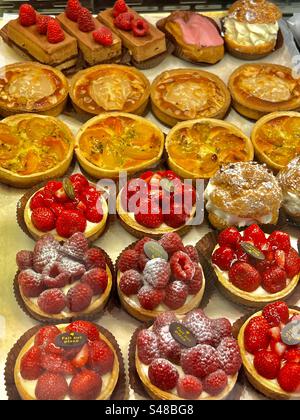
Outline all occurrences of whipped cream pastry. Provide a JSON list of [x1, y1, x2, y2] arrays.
[[224, 18, 278, 46]]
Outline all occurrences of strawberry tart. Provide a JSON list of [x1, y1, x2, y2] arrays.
[[117, 233, 205, 321], [15, 233, 113, 322], [238, 302, 300, 399], [10, 321, 121, 400], [134, 310, 242, 400], [116, 170, 197, 239], [210, 225, 300, 307], [20, 173, 108, 241]]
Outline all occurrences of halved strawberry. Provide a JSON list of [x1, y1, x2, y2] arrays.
[[268, 326, 281, 342], [270, 339, 287, 358], [72, 344, 89, 368]]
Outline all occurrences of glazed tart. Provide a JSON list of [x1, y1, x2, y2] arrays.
[[251, 112, 300, 172], [20, 173, 108, 241], [0, 62, 69, 117], [165, 118, 254, 179], [15, 233, 114, 323], [205, 162, 283, 230], [210, 225, 300, 307], [134, 310, 241, 400], [151, 69, 231, 127], [12, 321, 120, 400], [156, 11, 224, 65], [70, 65, 150, 118], [238, 302, 300, 399], [117, 233, 205, 322], [75, 113, 164, 179], [228, 64, 300, 120], [0, 114, 75, 188], [117, 170, 197, 239], [277, 156, 300, 224]]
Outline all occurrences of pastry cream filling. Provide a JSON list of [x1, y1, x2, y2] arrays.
[[89, 75, 133, 111], [240, 74, 291, 102], [224, 18, 279, 46], [164, 81, 208, 113], [8, 73, 56, 103], [283, 191, 300, 216]]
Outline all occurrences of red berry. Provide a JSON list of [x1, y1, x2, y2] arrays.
[[35, 372, 68, 400], [138, 285, 165, 310], [18, 270, 44, 298], [92, 27, 113, 46], [261, 266, 287, 294], [177, 375, 203, 399], [16, 250, 33, 270], [35, 326, 60, 348], [284, 349, 300, 363], [270, 339, 287, 357], [148, 359, 179, 391], [85, 206, 103, 223], [254, 349, 281, 379], [218, 227, 241, 249], [268, 231, 291, 252], [274, 249, 286, 269], [183, 310, 214, 346], [70, 370, 102, 400], [80, 186, 100, 206], [114, 12, 134, 31], [243, 224, 267, 249], [159, 233, 185, 256], [71, 343, 89, 368], [203, 369, 228, 396], [65, 0, 82, 22], [61, 232, 89, 260], [164, 280, 188, 310], [211, 318, 232, 347], [119, 270, 143, 296], [134, 237, 153, 254], [44, 181, 63, 194], [143, 258, 171, 289], [262, 302, 289, 327], [181, 344, 220, 378], [184, 246, 199, 263], [113, 0, 128, 17], [217, 337, 242, 375], [235, 244, 250, 263], [36, 15, 51, 35], [118, 249, 139, 272], [88, 340, 114, 374], [84, 248, 106, 270], [38, 289, 67, 315], [69, 174, 89, 190], [19, 4, 36, 27], [188, 264, 203, 295], [81, 268, 108, 295], [244, 316, 270, 354], [278, 363, 300, 393], [157, 325, 181, 364], [163, 203, 188, 229], [138, 252, 149, 271], [66, 321, 99, 342], [132, 18, 149, 37], [78, 8, 95, 32], [135, 205, 163, 229], [50, 203, 64, 217], [47, 19, 65, 44], [30, 191, 47, 210], [170, 251, 195, 283], [40, 353, 74, 375], [20, 346, 43, 380], [56, 210, 87, 239], [212, 246, 236, 271], [42, 261, 70, 289], [152, 311, 177, 333], [31, 207, 56, 232], [229, 262, 261, 292], [285, 248, 300, 278], [67, 283, 93, 312], [137, 329, 160, 365], [268, 326, 281, 342]]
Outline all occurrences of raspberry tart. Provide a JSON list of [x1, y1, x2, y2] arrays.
[[133, 310, 241, 399], [8, 321, 123, 400], [15, 233, 114, 322], [116, 170, 197, 239], [210, 225, 300, 307], [117, 233, 206, 321], [238, 302, 300, 399], [19, 173, 108, 241]]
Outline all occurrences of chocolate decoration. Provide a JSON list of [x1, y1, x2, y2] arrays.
[[240, 242, 265, 261], [144, 242, 168, 261], [281, 319, 300, 346], [169, 322, 197, 348], [55, 332, 87, 349]]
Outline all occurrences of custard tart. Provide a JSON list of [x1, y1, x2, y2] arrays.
[[151, 69, 231, 127], [70, 65, 150, 118], [251, 112, 300, 171], [229, 64, 300, 120], [75, 113, 164, 179], [165, 119, 254, 179], [0, 114, 75, 188], [0, 62, 68, 117]]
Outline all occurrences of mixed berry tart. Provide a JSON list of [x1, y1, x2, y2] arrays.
[[116, 170, 197, 239], [15, 233, 113, 322], [20, 173, 108, 241], [117, 233, 205, 321], [134, 310, 242, 400], [11, 321, 121, 400], [238, 302, 300, 399], [210, 225, 300, 307]]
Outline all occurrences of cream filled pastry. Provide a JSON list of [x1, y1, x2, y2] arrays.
[[277, 156, 300, 223]]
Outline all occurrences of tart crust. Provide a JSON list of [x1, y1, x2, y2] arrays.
[[238, 309, 300, 400], [14, 324, 119, 400]]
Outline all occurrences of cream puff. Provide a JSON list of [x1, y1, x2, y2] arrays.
[[277, 156, 300, 224]]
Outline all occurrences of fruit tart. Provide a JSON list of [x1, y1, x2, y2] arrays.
[[0, 114, 75, 188], [156, 11, 224, 65], [70, 65, 150, 118], [75, 113, 164, 179], [165, 119, 253, 179], [117, 170, 197, 239], [15, 233, 114, 322], [238, 302, 300, 399], [205, 162, 283, 230], [210, 225, 300, 307], [251, 112, 300, 172], [228, 64, 300, 120], [134, 310, 241, 400], [117, 233, 205, 322], [278, 156, 300, 224], [150, 69, 231, 127], [19, 173, 108, 241], [10, 321, 122, 400], [57, 0, 122, 67]]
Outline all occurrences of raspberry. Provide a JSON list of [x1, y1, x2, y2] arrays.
[[211, 318, 232, 347], [163, 203, 188, 229], [113, 0, 128, 17], [132, 18, 149, 37], [184, 246, 199, 263], [278, 363, 300, 393], [40, 353, 75, 375], [93, 27, 113, 46], [20, 346, 43, 380], [35, 372, 68, 400], [114, 12, 134, 31], [183, 311, 215, 346], [170, 251, 195, 283], [229, 262, 261, 292], [61, 232, 89, 261], [118, 249, 139, 272], [119, 270, 143, 296], [36, 15, 51, 35], [16, 250, 34, 271], [262, 302, 289, 327], [136, 329, 160, 365], [244, 316, 270, 354], [212, 246, 236, 271], [56, 210, 87, 239], [33, 235, 60, 273], [88, 340, 114, 374], [181, 344, 220, 378], [134, 237, 153, 254], [66, 321, 99, 342], [35, 326, 61, 348], [268, 231, 291, 252], [217, 337, 242, 375], [65, 0, 82, 22], [254, 349, 281, 380], [261, 266, 287, 294], [285, 248, 300, 278], [78, 8, 95, 32], [159, 233, 184, 256], [203, 370, 228, 396], [188, 264, 203, 295], [42, 262, 70, 289], [218, 227, 241, 249], [81, 268, 108, 295], [164, 280, 188, 310], [135, 209, 163, 229], [84, 248, 106, 270], [177, 375, 203, 400], [70, 370, 102, 400], [19, 4, 36, 27], [153, 312, 177, 334], [138, 285, 165, 310], [148, 359, 179, 391], [18, 270, 44, 298], [38, 289, 67, 314], [67, 283, 93, 312], [143, 258, 171, 289], [47, 19, 65, 44], [243, 224, 267, 249], [157, 325, 181, 364], [58, 256, 86, 281], [31, 207, 56, 232], [138, 253, 149, 271]]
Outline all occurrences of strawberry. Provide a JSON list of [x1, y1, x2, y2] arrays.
[[164, 281, 188, 310], [30, 191, 47, 210], [86, 206, 103, 223], [152, 312, 177, 333], [244, 316, 270, 354], [65, 0, 82, 22], [118, 249, 139, 272], [218, 227, 241, 249], [268, 327, 281, 341], [20, 346, 43, 380], [36, 15, 51, 35], [78, 8, 95, 32], [56, 210, 87, 238], [243, 224, 267, 249], [177, 375, 203, 399], [113, 0, 128, 17], [217, 337, 242, 375], [31, 207, 56, 232], [70, 370, 102, 400], [53, 187, 69, 203], [135, 205, 163, 228], [66, 321, 99, 342], [80, 186, 100, 206], [50, 203, 64, 217], [34, 326, 60, 348], [35, 372, 68, 400], [285, 248, 300, 278], [229, 262, 261, 292], [38, 289, 67, 314], [159, 232, 185, 256], [284, 349, 300, 363], [119, 270, 143, 296], [18, 270, 44, 298], [143, 258, 170, 289], [114, 12, 134, 31], [270, 339, 287, 357], [47, 19, 65, 44], [137, 285, 165, 310], [67, 283, 93, 312], [262, 301, 289, 327], [163, 203, 188, 228], [278, 363, 300, 393], [44, 181, 63, 194], [181, 344, 220, 378], [275, 250, 286, 269], [71, 344, 89, 368], [254, 349, 281, 379], [16, 250, 33, 270], [84, 248, 106, 270], [261, 266, 287, 294], [170, 251, 195, 282], [148, 359, 179, 391], [188, 264, 203, 295], [19, 4, 36, 27], [81, 268, 108, 295], [70, 173, 89, 192], [212, 246, 236, 271], [93, 27, 113, 46], [234, 245, 250, 263], [88, 340, 114, 374], [203, 370, 228, 396], [136, 329, 160, 365], [268, 231, 291, 252]]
